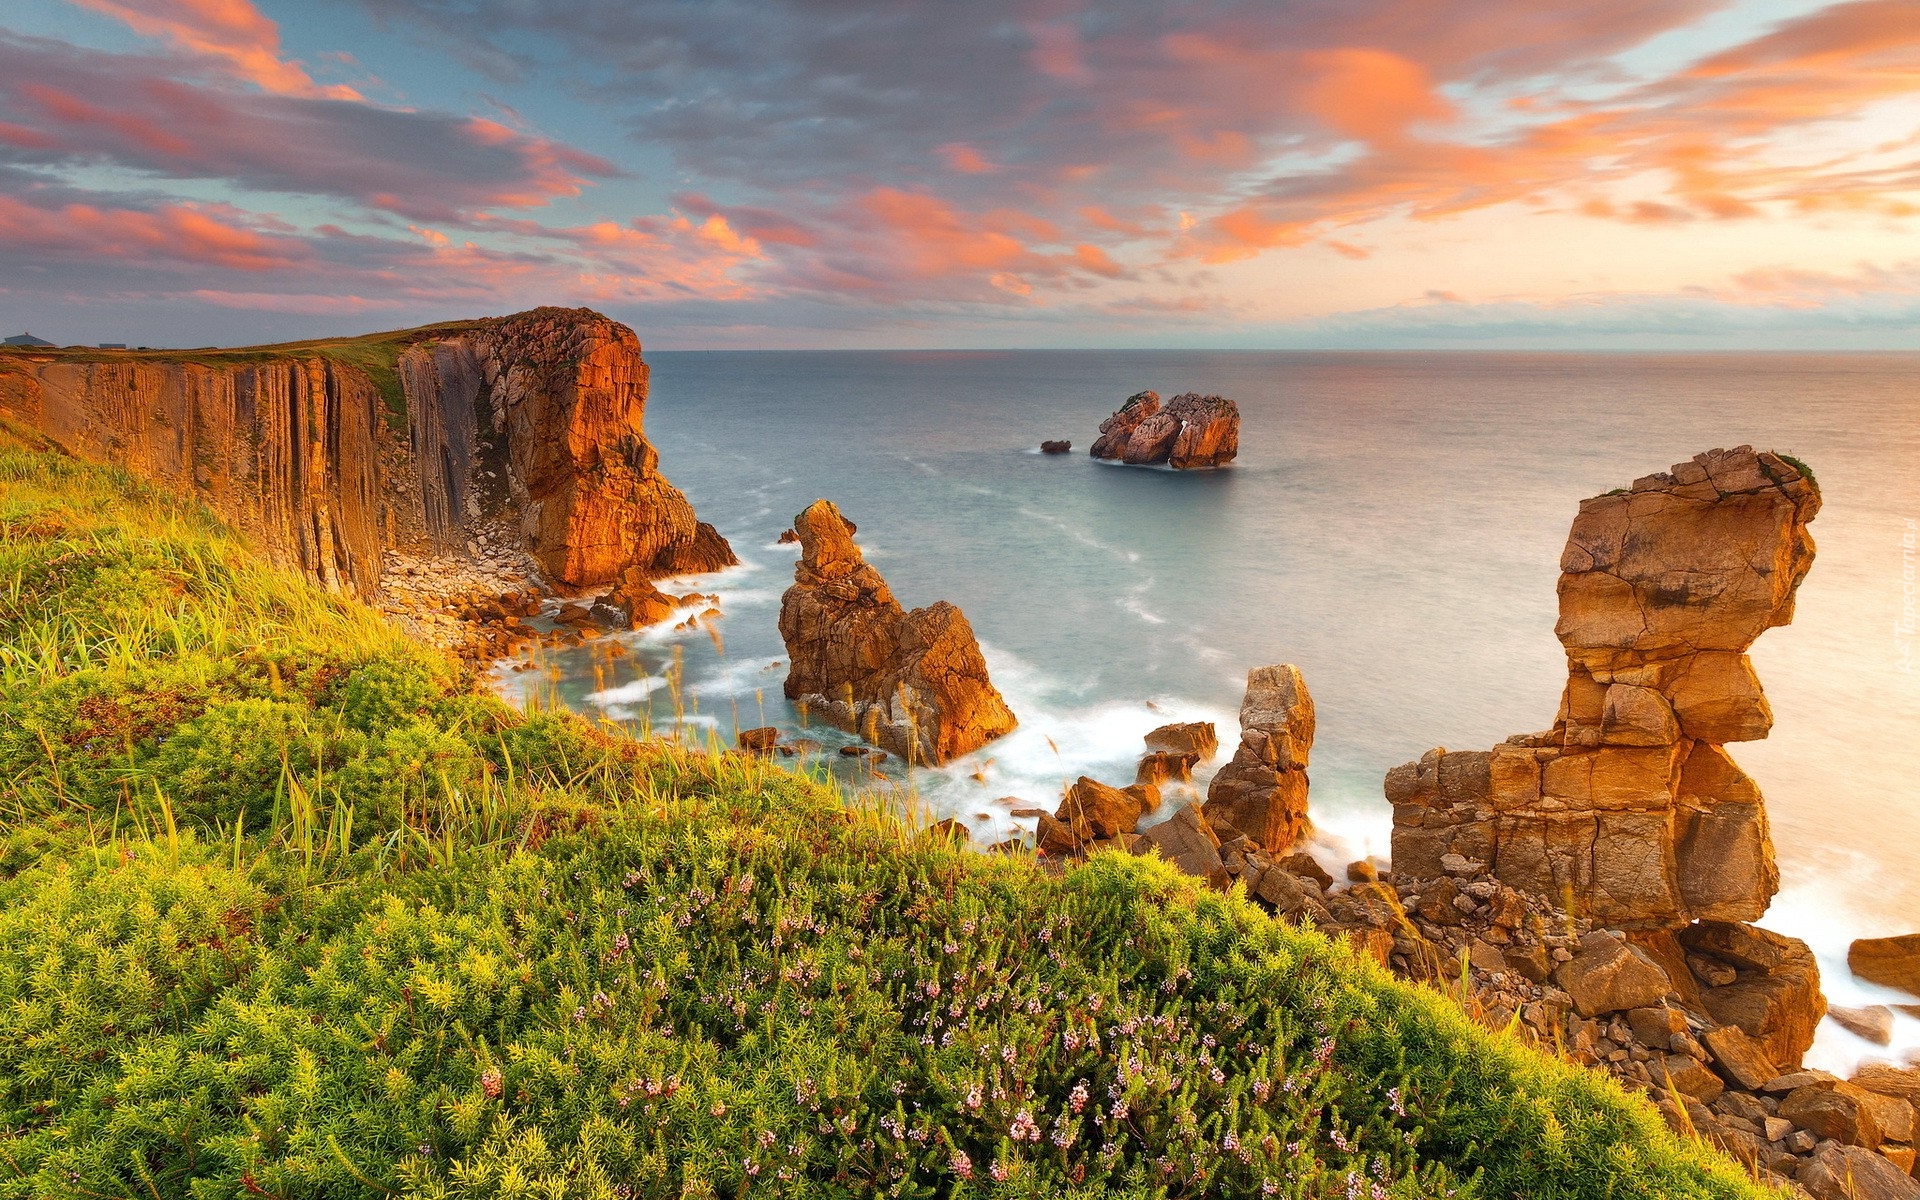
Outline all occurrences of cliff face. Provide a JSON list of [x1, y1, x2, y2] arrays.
[[0, 308, 734, 598]]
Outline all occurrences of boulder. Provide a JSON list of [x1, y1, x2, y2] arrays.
[[1137, 804, 1227, 887], [777, 500, 1016, 765], [1136, 750, 1199, 786], [1251, 864, 1333, 924], [736, 726, 779, 754], [1555, 937, 1674, 1016], [1658, 1055, 1726, 1104], [608, 569, 681, 628], [1850, 935, 1920, 997], [1144, 721, 1219, 759], [1797, 1143, 1920, 1200], [1702, 1025, 1780, 1091], [1203, 664, 1314, 853], [1040, 440, 1071, 454], [1831, 1005, 1897, 1046], [1684, 921, 1827, 1069], [1853, 1065, 1920, 1103], [1056, 776, 1154, 842], [1781, 1082, 1884, 1148], [1388, 447, 1818, 929], [1088, 390, 1239, 469]]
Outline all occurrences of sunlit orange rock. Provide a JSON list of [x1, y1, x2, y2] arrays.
[[1203, 664, 1315, 853], [1388, 447, 1820, 929], [777, 499, 1016, 766], [1089, 390, 1239, 469], [0, 307, 733, 597]]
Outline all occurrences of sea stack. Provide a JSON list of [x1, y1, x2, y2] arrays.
[[1089, 390, 1239, 469], [777, 499, 1016, 765], [1386, 447, 1820, 930], [1203, 665, 1315, 853]]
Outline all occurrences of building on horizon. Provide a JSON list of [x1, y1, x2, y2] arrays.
[[3, 333, 54, 347]]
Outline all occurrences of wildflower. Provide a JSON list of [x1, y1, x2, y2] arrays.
[[1068, 1081, 1089, 1113], [1386, 1087, 1405, 1117], [1222, 1132, 1239, 1152], [964, 1084, 983, 1111], [950, 1151, 973, 1178], [710, 1102, 726, 1117], [990, 1160, 1009, 1182], [1009, 1109, 1041, 1142], [479, 1067, 503, 1099]]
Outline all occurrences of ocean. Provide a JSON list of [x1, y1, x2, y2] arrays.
[[490, 349, 1920, 1072]]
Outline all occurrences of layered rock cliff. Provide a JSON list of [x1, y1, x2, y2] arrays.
[[1388, 447, 1820, 930], [777, 499, 1016, 765], [0, 308, 733, 599]]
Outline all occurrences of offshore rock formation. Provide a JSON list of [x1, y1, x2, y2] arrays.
[[1089, 391, 1239, 469], [777, 499, 1016, 765], [1204, 665, 1315, 853], [1389, 447, 1820, 930], [0, 308, 733, 600]]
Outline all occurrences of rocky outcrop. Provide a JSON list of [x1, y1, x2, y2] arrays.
[[1088, 391, 1239, 469], [1388, 447, 1819, 929], [1040, 440, 1070, 454], [1203, 665, 1314, 853], [776, 499, 1016, 765], [0, 307, 733, 602]]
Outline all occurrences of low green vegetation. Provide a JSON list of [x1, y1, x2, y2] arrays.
[[0, 430, 1777, 1199]]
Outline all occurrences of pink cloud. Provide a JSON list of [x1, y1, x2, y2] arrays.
[[71, 0, 360, 99], [0, 195, 308, 271]]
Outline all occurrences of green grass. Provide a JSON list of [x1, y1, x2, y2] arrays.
[[0, 433, 1780, 1200]]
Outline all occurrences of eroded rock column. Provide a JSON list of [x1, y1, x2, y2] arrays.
[[1388, 446, 1819, 929]]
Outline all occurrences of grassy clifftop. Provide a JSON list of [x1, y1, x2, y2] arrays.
[[0, 428, 1775, 1199]]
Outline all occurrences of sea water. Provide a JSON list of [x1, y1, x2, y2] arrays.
[[490, 349, 1920, 1072]]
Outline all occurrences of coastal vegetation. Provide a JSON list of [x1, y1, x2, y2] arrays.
[[0, 427, 1777, 1198]]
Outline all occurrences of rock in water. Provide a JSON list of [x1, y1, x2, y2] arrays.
[[1203, 665, 1314, 853], [1849, 934, 1920, 997], [1388, 447, 1819, 929], [1040, 440, 1071, 454], [1089, 391, 1159, 460], [777, 500, 1015, 765], [1088, 391, 1239, 469]]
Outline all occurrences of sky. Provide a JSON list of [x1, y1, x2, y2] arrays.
[[0, 0, 1916, 348]]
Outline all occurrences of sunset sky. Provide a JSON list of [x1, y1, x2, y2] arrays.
[[1, 0, 1917, 348]]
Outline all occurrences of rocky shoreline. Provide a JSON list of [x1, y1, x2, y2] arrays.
[[1010, 446, 1920, 1198]]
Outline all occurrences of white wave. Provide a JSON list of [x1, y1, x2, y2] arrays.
[[1118, 580, 1165, 625]]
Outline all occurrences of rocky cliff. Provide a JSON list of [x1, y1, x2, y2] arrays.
[[777, 499, 1016, 765], [1388, 447, 1820, 930], [0, 308, 733, 600]]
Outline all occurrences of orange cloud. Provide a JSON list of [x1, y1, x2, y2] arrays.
[[70, 0, 360, 98], [0, 195, 306, 271], [1298, 47, 1456, 143], [939, 143, 996, 174]]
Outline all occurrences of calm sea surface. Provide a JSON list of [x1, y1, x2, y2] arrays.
[[492, 350, 1920, 1069]]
